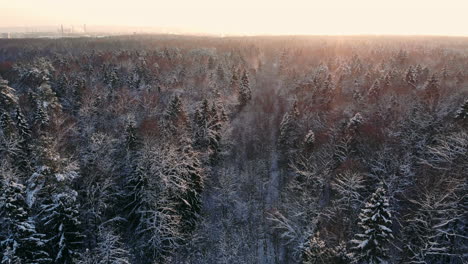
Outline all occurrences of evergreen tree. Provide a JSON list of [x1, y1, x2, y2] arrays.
[[36, 82, 60, 111], [164, 94, 188, 135], [15, 108, 32, 143], [368, 79, 381, 99], [14, 108, 33, 175], [0, 112, 16, 139], [40, 190, 84, 264], [405, 66, 417, 87], [238, 70, 252, 107], [303, 130, 315, 153], [217, 65, 225, 82], [208, 56, 215, 70], [424, 73, 440, 102], [454, 99, 468, 121], [229, 70, 239, 91], [124, 121, 140, 153], [302, 231, 330, 264], [33, 100, 49, 130], [351, 186, 393, 264], [0, 179, 50, 264], [346, 112, 364, 136], [193, 99, 222, 162], [174, 140, 204, 233], [0, 77, 18, 111], [72, 78, 85, 112], [278, 100, 300, 151]]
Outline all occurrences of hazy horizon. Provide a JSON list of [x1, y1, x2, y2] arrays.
[[2, 0, 468, 36]]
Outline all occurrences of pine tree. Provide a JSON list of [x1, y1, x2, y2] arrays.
[[405, 66, 416, 87], [279, 114, 292, 146], [346, 112, 364, 136], [14, 108, 33, 175], [455, 70, 464, 84], [0, 111, 15, 139], [124, 121, 140, 152], [303, 130, 315, 153], [175, 140, 204, 233], [229, 70, 239, 91], [193, 99, 222, 161], [0, 179, 50, 264], [217, 65, 225, 82], [238, 70, 252, 107], [424, 73, 440, 101], [368, 79, 381, 99], [164, 94, 188, 135], [40, 190, 84, 264], [208, 56, 215, 70], [72, 78, 85, 112], [278, 100, 300, 151], [33, 100, 49, 130], [15, 108, 31, 143], [0, 77, 18, 111], [454, 99, 468, 121], [36, 82, 60, 111], [351, 186, 393, 264]]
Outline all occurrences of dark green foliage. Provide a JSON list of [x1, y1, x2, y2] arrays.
[[13, 108, 32, 175], [40, 191, 84, 264], [238, 70, 252, 106], [125, 121, 140, 152], [278, 100, 300, 151], [0, 179, 50, 264], [0, 111, 16, 139], [351, 186, 393, 264], [193, 99, 223, 162]]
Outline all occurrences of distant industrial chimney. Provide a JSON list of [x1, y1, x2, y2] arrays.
[[61, 24, 64, 36], [84, 24, 87, 33]]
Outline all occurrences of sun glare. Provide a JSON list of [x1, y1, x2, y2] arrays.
[[1, 0, 467, 35]]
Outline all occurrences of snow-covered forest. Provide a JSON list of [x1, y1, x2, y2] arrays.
[[0, 35, 467, 264]]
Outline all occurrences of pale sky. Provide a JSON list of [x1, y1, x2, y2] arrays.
[[1, 0, 467, 35]]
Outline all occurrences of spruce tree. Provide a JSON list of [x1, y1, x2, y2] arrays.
[[0, 112, 15, 139], [351, 186, 393, 264], [0, 179, 50, 264], [229, 70, 239, 91], [0, 77, 18, 111], [193, 99, 222, 161], [164, 94, 188, 135], [124, 121, 140, 153], [368, 79, 381, 99], [454, 99, 468, 121], [14, 108, 33, 175], [33, 101, 49, 130], [40, 190, 84, 264], [303, 130, 315, 153], [238, 70, 252, 107], [15, 108, 32, 143], [278, 100, 300, 151], [217, 65, 225, 82]]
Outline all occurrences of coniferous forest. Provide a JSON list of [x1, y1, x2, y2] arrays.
[[0, 35, 467, 264]]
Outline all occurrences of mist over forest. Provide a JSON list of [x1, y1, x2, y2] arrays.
[[0, 35, 467, 264]]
